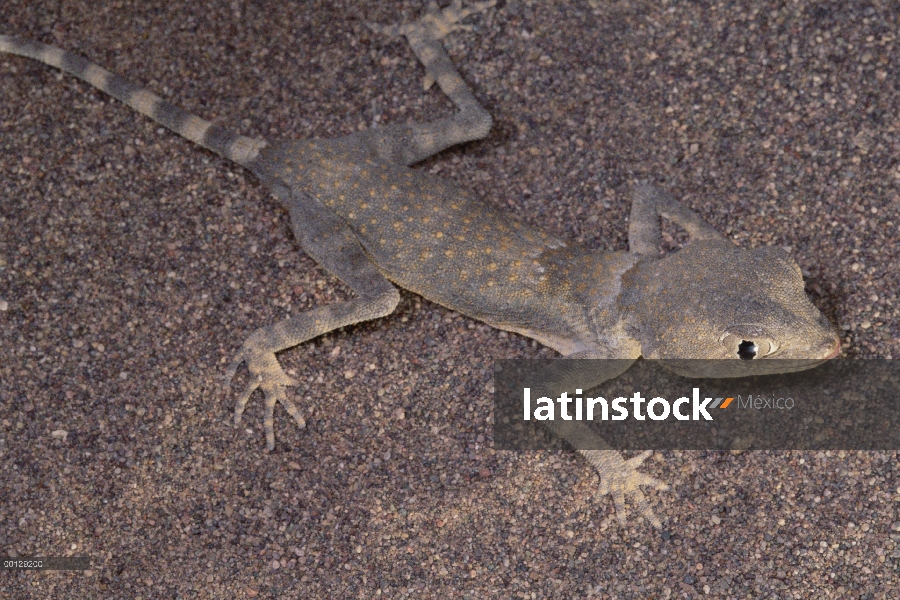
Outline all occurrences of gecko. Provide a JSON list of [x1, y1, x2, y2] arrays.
[[0, 1, 840, 527]]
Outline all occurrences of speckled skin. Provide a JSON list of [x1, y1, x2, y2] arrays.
[[0, 1, 840, 528], [254, 137, 636, 355]]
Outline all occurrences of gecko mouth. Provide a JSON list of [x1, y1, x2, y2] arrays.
[[824, 340, 841, 360]]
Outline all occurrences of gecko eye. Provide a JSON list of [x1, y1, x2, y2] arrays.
[[737, 340, 758, 360], [722, 332, 775, 359]]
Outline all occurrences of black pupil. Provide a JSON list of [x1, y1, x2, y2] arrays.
[[737, 340, 758, 360]]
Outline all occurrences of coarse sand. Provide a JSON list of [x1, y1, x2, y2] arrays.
[[2, 1, 898, 597]]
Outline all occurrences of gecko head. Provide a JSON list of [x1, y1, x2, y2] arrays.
[[619, 241, 840, 373]]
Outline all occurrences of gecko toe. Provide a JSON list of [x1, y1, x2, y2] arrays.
[[234, 378, 261, 424]]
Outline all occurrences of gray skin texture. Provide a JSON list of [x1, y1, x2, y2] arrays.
[[0, 1, 839, 527]]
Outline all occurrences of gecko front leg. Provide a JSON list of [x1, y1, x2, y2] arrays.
[[532, 353, 669, 528], [227, 191, 400, 450]]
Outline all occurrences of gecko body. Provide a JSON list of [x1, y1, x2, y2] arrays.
[[1, 1, 839, 526]]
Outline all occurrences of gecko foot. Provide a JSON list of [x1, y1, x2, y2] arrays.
[[368, 1, 496, 91], [368, 0, 496, 43], [226, 337, 306, 451], [582, 449, 669, 528]]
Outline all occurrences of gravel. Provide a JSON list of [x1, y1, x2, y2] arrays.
[[1, 0, 898, 597]]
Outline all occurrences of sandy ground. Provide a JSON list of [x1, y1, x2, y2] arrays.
[[1, 0, 898, 597]]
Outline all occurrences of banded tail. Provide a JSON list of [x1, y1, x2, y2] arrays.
[[0, 36, 265, 166]]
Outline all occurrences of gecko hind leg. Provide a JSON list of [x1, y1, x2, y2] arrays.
[[349, 0, 496, 166], [628, 183, 726, 257], [227, 191, 399, 450]]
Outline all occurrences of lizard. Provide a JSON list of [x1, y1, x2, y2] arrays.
[[0, 1, 840, 527]]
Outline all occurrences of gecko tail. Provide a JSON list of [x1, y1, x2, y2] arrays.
[[0, 35, 265, 166]]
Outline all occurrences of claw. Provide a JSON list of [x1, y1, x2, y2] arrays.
[[234, 377, 261, 424], [626, 449, 653, 467], [264, 388, 278, 451], [224, 356, 242, 383], [279, 394, 307, 429], [612, 489, 628, 526]]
